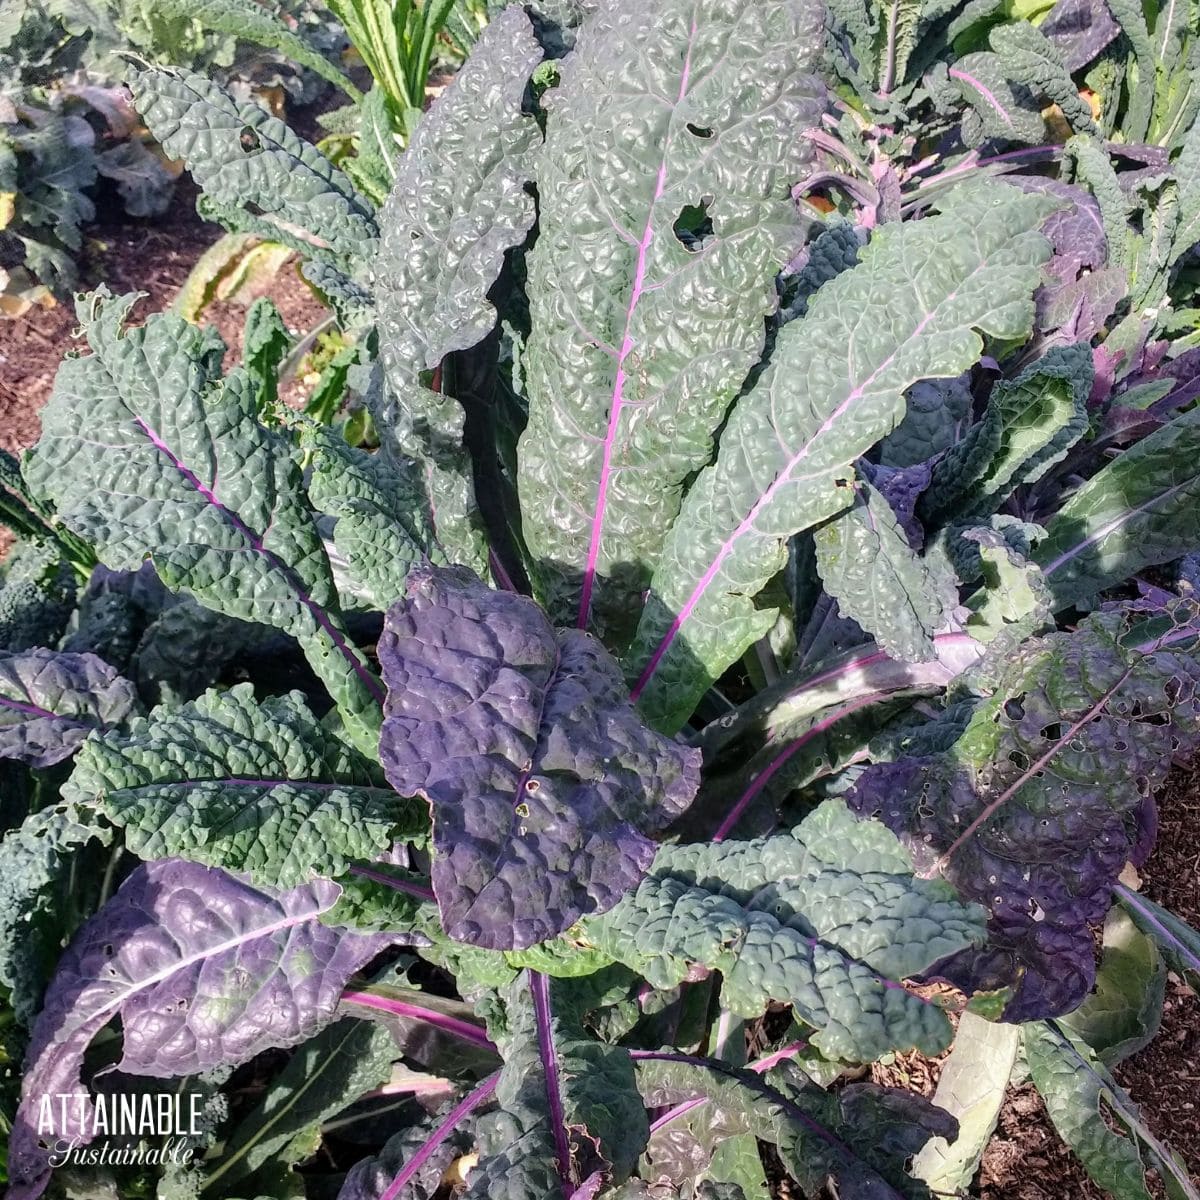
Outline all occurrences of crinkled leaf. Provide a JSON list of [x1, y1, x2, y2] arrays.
[[588, 801, 985, 1060], [129, 67, 376, 267], [202, 1018, 396, 1193], [0, 804, 111, 1025], [628, 184, 1054, 731], [519, 0, 825, 631], [151, 0, 359, 99], [378, 565, 700, 949], [781, 222, 868, 322], [0, 648, 138, 767], [337, 1091, 481, 1200], [24, 290, 384, 754], [1040, 0, 1119, 70], [921, 343, 1091, 526], [66, 684, 424, 889], [878, 376, 972, 470], [302, 421, 441, 611], [1025, 1021, 1200, 1200], [635, 1053, 955, 1200], [848, 607, 1200, 1019], [939, 55, 1047, 145], [376, 6, 541, 373], [988, 22, 1096, 133], [465, 974, 647, 1198], [242, 297, 292, 413], [1035, 408, 1200, 610], [815, 477, 944, 663], [374, 7, 543, 574], [9, 859, 395, 1200]]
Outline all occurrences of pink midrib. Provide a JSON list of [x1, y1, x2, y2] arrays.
[[530, 969, 573, 1188], [947, 67, 1014, 129], [631, 293, 952, 701], [576, 19, 699, 629], [133, 415, 384, 705]]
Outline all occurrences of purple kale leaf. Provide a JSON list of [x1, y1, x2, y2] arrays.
[[0, 649, 138, 767], [847, 607, 1200, 1021], [9, 859, 395, 1200], [1039, 0, 1119, 71], [378, 566, 700, 950]]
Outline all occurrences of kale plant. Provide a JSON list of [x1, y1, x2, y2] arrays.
[[2, 0, 1200, 1197]]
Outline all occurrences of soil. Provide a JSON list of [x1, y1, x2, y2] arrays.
[[0, 178, 327, 460], [2, 176, 1200, 1200]]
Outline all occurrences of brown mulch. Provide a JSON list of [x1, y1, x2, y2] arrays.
[[0, 179, 328, 461]]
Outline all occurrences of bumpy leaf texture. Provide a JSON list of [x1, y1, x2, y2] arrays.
[[302, 421, 441, 611], [374, 6, 543, 573], [24, 290, 383, 753], [814, 475, 945, 664], [0, 805, 110, 1025], [129, 67, 376, 266], [65, 684, 423, 889], [379, 566, 700, 949], [1035, 408, 1200, 609], [588, 801, 986, 1060], [519, 0, 825, 632], [1039, 0, 1119, 71], [628, 183, 1054, 731], [1025, 1022, 1199, 1200], [0, 648, 137, 766], [848, 608, 1200, 1020], [9, 860, 395, 1200], [637, 1054, 956, 1200], [462, 974, 648, 1199]]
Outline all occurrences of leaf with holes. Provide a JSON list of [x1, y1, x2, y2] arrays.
[[519, 0, 825, 633], [847, 606, 1200, 1020], [378, 565, 700, 950], [626, 183, 1054, 732]]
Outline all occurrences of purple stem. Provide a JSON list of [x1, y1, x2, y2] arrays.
[[342, 990, 498, 1051], [577, 19, 698, 629], [132, 415, 385, 706], [647, 1040, 808, 1133], [377, 1072, 499, 1200], [0, 694, 73, 723], [712, 694, 882, 842], [629, 1050, 903, 1197], [346, 863, 436, 902], [1115, 885, 1200, 974], [629, 283, 965, 701], [529, 970, 573, 1190], [488, 548, 518, 593], [947, 67, 1014, 128]]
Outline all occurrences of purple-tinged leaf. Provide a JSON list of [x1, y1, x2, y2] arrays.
[[337, 1074, 499, 1200], [1039, 0, 1120, 70], [378, 566, 700, 950], [9, 859, 396, 1200], [0, 649, 137, 767], [848, 608, 1200, 1019]]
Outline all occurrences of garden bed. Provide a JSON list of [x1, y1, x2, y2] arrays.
[[2, 189, 1198, 1197]]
